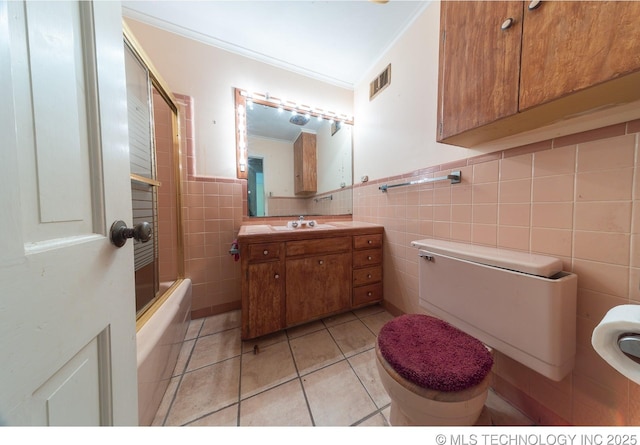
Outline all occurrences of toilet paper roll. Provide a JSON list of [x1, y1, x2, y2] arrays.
[[591, 304, 640, 385]]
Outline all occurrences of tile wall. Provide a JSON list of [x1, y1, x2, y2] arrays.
[[174, 94, 244, 318], [353, 120, 640, 426], [267, 187, 352, 217]]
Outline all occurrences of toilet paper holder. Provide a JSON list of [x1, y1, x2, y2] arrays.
[[618, 333, 640, 362]]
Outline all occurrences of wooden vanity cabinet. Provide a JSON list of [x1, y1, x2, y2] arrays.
[[239, 225, 383, 340], [285, 237, 352, 326], [352, 234, 383, 307], [285, 253, 351, 325], [293, 132, 317, 195], [241, 242, 285, 339], [437, 1, 640, 147]]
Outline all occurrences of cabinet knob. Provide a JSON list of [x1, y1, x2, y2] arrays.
[[263, 250, 269, 255], [367, 274, 372, 279], [367, 256, 373, 261], [318, 260, 324, 265], [274, 273, 280, 279], [368, 240, 373, 244], [528, 0, 542, 11], [367, 292, 373, 297], [501, 17, 514, 31]]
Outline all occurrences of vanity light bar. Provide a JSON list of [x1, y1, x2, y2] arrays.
[[239, 89, 353, 124]]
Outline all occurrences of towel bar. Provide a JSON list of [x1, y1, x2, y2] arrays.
[[379, 171, 461, 192], [314, 194, 333, 203]]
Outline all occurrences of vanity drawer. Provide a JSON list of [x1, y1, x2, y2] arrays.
[[353, 282, 383, 307], [354, 234, 382, 250], [353, 266, 382, 286], [247, 242, 283, 262], [286, 236, 351, 257], [353, 249, 382, 268]]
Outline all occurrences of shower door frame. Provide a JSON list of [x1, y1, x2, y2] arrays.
[[123, 23, 186, 328]]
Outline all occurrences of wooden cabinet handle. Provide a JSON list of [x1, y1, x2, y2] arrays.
[[501, 17, 514, 31], [263, 250, 269, 255], [528, 0, 542, 11]]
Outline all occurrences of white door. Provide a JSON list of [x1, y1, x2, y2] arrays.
[[0, 1, 138, 425]]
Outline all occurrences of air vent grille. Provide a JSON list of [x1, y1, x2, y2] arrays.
[[369, 64, 391, 101]]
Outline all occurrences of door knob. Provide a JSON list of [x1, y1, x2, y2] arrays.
[[110, 220, 152, 248]]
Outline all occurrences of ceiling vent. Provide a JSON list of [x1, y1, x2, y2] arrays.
[[369, 64, 391, 101]]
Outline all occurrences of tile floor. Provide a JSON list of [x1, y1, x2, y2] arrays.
[[151, 304, 534, 427]]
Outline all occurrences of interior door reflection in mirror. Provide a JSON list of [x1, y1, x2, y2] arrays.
[[241, 93, 353, 218]]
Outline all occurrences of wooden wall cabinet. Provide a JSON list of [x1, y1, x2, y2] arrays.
[[239, 224, 383, 340], [293, 132, 317, 195], [437, 1, 640, 147]]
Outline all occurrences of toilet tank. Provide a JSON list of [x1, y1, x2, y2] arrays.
[[411, 239, 577, 382]]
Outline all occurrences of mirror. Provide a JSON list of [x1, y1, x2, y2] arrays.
[[235, 89, 353, 218]]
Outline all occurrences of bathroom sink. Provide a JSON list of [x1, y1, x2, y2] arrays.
[[270, 225, 295, 231], [270, 222, 335, 231]]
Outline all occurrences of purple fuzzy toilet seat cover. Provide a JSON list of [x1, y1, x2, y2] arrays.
[[378, 314, 493, 392]]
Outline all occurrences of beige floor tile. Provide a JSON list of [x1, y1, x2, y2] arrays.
[[322, 311, 357, 327], [485, 389, 534, 426], [353, 304, 385, 319], [200, 309, 241, 336], [239, 379, 313, 426], [290, 329, 344, 375], [173, 339, 195, 377], [151, 376, 180, 426], [357, 412, 389, 426], [329, 319, 376, 357], [165, 357, 240, 426], [302, 360, 377, 426], [185, 318, 204, 341], [187, 327, 241, 371], [187, 405, 238, 426], [240, 340, 298, 399], [286, 319, 325, 339], [154, 311, 535, 429], [381, 406, 391, 425], [241, 329, 287, 353], [348, 348, 390, 408], [360, 311, 394, 336]]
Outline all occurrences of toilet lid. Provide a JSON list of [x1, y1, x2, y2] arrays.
[[378, 314, 493, 392]]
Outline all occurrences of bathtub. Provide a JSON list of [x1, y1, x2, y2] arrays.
[[136, 278, 192, 426]]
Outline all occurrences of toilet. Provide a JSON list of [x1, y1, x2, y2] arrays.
[[376, 238, 578, 426]]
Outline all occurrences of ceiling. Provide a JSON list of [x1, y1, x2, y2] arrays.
[[121, 0, 430, 89], [247, 101, 330, 142]]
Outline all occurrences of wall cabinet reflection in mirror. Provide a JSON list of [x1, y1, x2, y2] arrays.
[[235, 89, 353, 218]]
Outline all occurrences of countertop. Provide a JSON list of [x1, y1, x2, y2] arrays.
[[237, 221, 383, 242]]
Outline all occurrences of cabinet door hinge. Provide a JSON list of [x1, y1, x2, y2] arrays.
[[439, 121, 444, 137], [442, 30, 446, 44]]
